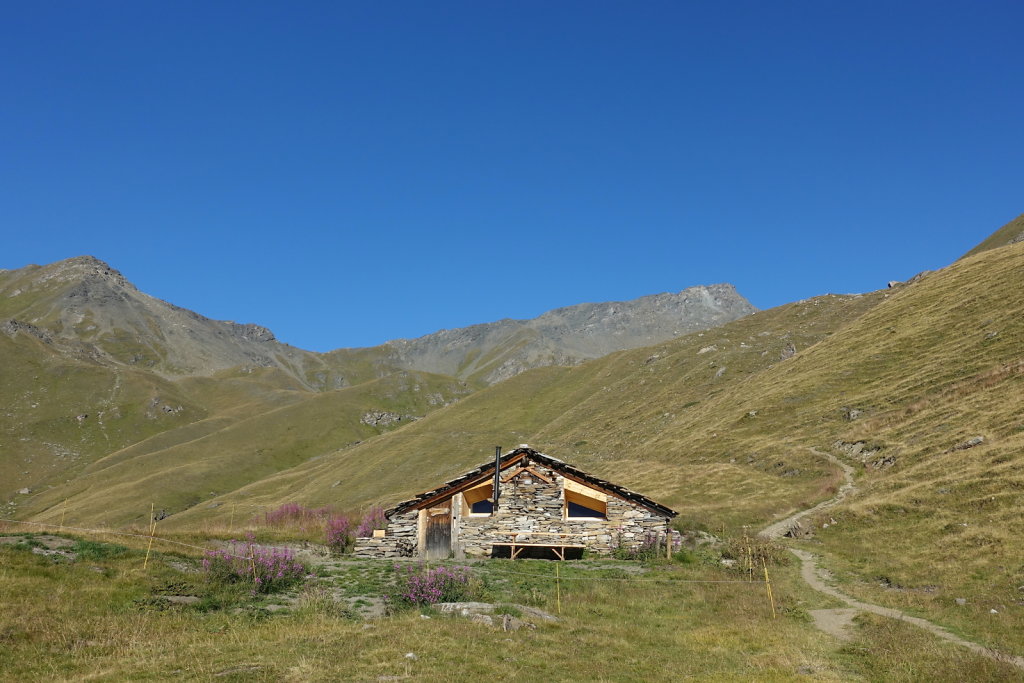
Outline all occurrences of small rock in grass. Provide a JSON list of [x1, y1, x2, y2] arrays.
[[955, 598, 967, 606], [470, 613, 494, 626], [162, 595, 201, 605], [404, 652, 418, 661]]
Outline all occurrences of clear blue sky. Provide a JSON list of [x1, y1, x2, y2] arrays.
[[2, 2, 1021, 351]]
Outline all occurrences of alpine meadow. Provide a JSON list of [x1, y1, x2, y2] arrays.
[[1, 214, 1023, 680]]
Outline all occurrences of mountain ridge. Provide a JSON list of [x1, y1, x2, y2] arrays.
[[0, 253, 756, 507], [383, 283, 755, 383], [1, 255, 757, 387]]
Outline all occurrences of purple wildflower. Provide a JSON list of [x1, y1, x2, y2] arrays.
[[201, 540, 307, 594], [388, 563, 473, 607]]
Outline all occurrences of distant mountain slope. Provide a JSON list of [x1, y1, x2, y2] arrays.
[[13, 369, 472, 524], [2, 253, 754, 509], [1, 256, 755, 389], [959, 212, 1024, 259], [0, 256, 352, 390], [383, 284, 756, 383], [167, 287, 887, 527]]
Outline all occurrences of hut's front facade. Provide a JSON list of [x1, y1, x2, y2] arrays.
[[355, 446, 678, 559]]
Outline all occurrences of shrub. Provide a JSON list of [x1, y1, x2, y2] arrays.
[[672, 549, 697, 564], [73, 539, 130, 560], [202, 540, 307, 594], [326, 506, 387, 555], [263, 502, 332, 532], [719, 536, 790, 568], [325, 515, 354, 555], [611, 530, 679, 561], [294, 586, 356, 619], [388, 563, 474, 608], [356, 506, 387, 538]]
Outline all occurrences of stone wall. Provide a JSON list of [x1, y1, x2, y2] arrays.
[[354, 457, 677, 559], [452, 461, 675, 557], [352, 509, 417, 558]]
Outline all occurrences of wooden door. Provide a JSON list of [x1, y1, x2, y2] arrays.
[[424, 502, 452, 559]]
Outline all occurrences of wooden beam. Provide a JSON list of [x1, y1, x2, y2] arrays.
[[500, 465, 554, 484], [411, 452, 529, 510], [522, 466, 553, 484], [500, 467, 524, 483]]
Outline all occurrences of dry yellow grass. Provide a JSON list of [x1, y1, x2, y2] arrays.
[[2, 531, 1020, 681]]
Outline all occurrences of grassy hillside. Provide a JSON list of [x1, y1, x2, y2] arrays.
[[166, 288, 888, 528], [959, 212, 1024, 259], [20, 371, 473, 527], [149, 240, 1024, 658], [0, 333, 205, 507], [8, 223, 1024, 667]]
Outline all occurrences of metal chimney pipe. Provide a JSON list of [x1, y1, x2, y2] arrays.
[[493, 446, 501, 512]]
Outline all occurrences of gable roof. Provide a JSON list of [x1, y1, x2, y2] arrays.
[[387, 446, 677, 519]]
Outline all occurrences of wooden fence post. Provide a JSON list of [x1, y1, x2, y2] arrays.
[[762, 557, 776, 619], [143, 503, 156, 570], [555, 562, 562, 615]]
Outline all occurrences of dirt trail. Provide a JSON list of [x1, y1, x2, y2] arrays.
[[761, 447, 1024, 671], [792, 547, 1024, 668], [759, 448, 855, 540]]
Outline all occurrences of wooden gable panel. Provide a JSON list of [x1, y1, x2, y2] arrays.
[[563, 476, 608, 502]]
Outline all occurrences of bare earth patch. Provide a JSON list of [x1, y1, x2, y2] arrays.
[[808, 608, 858, 641], [0, 534, 76, 549]]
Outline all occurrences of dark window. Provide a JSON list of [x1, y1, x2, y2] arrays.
[[470, 499, 493, 514], [567, 500, 605, 519]]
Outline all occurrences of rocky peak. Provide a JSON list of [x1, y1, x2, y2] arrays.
[[46, 256, 134, 290], [384, 282, 757, 383], [229, 322, 276, 343], [3, 256, 138, 309]]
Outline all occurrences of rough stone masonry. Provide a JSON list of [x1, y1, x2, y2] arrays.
[[354, 452, 678, 559]]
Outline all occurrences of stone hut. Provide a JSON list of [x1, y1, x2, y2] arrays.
[[354, 446, 678, 559]]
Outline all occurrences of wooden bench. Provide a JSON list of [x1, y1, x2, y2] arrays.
[[491, 532, 586, 561]]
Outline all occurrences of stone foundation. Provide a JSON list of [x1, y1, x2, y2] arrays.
[[352, 510, 416, 558]]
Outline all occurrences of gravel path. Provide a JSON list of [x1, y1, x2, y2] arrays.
[[758, 448, 856, 540], [792, 547, 1024, 670], [761, 447, 1024, 671]]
